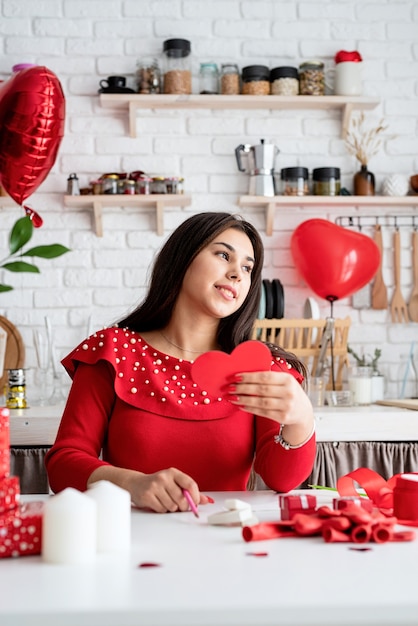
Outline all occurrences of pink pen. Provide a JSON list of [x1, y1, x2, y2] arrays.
[[182, 488, 199, 518]]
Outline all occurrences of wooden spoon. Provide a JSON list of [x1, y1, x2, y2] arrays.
[[391, 229, 409, 323], [371, 224, 388, 309], [408, 230, 418, 322]]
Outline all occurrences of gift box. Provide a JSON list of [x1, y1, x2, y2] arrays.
[[0, 501, 44, 558], [0, 476, 20, 514], [279, 494, 317, 520], [333, 496, 374, 514]]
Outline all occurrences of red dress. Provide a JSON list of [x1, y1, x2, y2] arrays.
[[45, 327, 316, 493]]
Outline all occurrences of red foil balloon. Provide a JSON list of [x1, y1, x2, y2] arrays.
[[291, 219, 380, 302], [0, 66, 65, 204]]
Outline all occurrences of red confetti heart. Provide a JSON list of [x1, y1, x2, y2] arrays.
[[191, 340, 272, 398]]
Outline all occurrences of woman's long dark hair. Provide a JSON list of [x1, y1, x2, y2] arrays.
[[118, 212, 306, 378]]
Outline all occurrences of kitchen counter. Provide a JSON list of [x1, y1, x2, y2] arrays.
[[7, 402, 418, 446]]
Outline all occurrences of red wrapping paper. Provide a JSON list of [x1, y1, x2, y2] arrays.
[[0, 408, 10, 479], [0, 476, 20, 514], [0, 501, 43, 558], [279, 494, 317, 520]]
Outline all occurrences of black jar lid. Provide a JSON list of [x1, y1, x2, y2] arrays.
[[312, 167, 341, 181], [242, 65, 270, 81], [163, 39, 191, 58], [281, 167, 309, 180], [270, 66, 299, 81]]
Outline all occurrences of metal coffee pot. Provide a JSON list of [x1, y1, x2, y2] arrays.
[[235, 139, 279, 196]]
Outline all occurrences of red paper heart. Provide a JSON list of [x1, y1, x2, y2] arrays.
[[291, 219, 380, 302], [191, 340, 271, 398]]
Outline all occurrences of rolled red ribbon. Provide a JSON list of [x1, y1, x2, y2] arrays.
[[334, 50, 363, 64]]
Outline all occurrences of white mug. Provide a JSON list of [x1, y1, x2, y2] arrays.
[[334, 61, 362, 96]]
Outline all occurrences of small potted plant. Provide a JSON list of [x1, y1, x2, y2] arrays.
[[347, 345, 385, 402], [344, 112, 388, 196]]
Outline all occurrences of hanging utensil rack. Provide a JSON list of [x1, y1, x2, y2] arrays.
[[335, 214, 418, 229]]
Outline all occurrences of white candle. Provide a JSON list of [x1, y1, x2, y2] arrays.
[[87, 480, 131, 553], [42, 488, 97, 564]]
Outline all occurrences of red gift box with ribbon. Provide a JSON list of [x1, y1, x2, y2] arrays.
[[0, 500, 44, 559], [279, 494, 317, 520], [0, 476, 20, 514], [333, 496, 374, 514]]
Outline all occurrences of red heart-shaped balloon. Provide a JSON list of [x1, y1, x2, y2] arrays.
[[191, 340, 272, 397], [0, 66, 65, 204], [291, 219, 380, 302]]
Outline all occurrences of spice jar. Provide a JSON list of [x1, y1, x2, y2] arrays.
[[280, 167, 309, 196], [164, 177, 179, 194], [151, 176, 166, 194], [241, 65, 270, 95], [313, 167, 341, 196], [199, 62, 219, 94], [136, 176, 152, 195], [270, 66, 299, 96], [100, 174, 119, 194], [162, 38, 192, 94], [220, 63, 240, 95], [123, 179, 136, 194], [135, 57, 161, 94], [299, 60, 325, 95]]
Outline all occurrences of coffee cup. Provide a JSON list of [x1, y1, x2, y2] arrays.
[[99, 76, 126, 90]]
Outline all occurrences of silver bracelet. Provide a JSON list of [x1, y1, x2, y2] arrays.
[[274, 422, 316, 450]]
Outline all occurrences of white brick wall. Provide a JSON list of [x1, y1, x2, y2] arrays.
[[0, 0, 417, 398]]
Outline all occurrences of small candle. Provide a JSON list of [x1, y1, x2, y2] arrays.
[[42, 488, 97, 564], [87, 480, 131, 553]]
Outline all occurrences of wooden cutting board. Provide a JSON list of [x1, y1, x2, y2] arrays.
[[0, 315, 25, 392], [375, 398, 418, 411]]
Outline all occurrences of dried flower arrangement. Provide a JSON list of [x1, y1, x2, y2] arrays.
[[344, 112, 388, 167]]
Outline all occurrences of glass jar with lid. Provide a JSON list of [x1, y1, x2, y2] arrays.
[[312, 167, 341, 196], [100, 173, 119, 194], [151, 176, 167, 194], [135, 57, 161, 94], [199, 62, 219, 94], [280, 167, 309, 196], [299, 60, 325, 95], [270, 66, 299, 96], [162, 38, 192, 94], [241, 65, 270, 95], [220, 63, 240, 95]]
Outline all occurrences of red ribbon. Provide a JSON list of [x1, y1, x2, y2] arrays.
[[337, 468, 418, 524]]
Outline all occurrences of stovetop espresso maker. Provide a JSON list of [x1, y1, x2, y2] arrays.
[[235, 139, 279, 196]]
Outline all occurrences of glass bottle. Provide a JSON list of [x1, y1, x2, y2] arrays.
[[162, 38, 192, 94], [199, 63, 219, 94], [397, 352, 418, 399], [220, 63, 240, 95], [299, 60, 325, 95], [135, 57, 161, 94]]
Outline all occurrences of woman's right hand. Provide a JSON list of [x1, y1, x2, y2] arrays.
[[88, 465, 210, 513]]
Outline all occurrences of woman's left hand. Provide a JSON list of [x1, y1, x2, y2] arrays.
[[226, 370, 313, 427]]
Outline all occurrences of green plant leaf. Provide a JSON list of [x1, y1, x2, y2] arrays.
[[1, 261, 40, 273], [0, 284, 13, 292], [22, 244, 71, 259], [9, 216, 33, 255]]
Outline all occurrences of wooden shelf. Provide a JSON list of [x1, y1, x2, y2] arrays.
[[98, 94, 380, 138], [238, 195, 418, 236], [64, 194, 192, 236]]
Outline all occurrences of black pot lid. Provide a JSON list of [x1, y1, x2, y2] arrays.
[[272, 279, 284, 319], [263, 279, 274, 319]]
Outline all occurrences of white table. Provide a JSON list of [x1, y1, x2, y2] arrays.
[[0, 490, 417, 626]]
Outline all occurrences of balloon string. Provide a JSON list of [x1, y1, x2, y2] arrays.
[[329, 300, 336, 390]]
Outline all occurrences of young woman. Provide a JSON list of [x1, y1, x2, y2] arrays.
[[45, 212, 315, 513]]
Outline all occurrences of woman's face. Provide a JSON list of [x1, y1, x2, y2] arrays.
[[180, 227, 255, 321]]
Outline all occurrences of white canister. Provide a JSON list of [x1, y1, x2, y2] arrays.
[[334, 61, 362, 96], [348, 366, 373, 405]]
